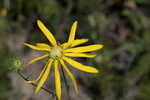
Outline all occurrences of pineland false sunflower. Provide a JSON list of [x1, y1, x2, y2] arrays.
[[24, 20, 103, 100]]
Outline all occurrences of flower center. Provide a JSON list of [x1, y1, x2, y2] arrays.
[[50, 46, 62, 59]]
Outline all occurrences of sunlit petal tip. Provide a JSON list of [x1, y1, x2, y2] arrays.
[[83, 39, 88, 42], [72, 21, 78, 30], [24, 43, 34, 48], [24, 43, 28, 46], [63, 57, 99, 73], [93, 68, 99, 73], [24, 81, 33, 84], [85, 67, 99, 73], [65, 44, 104, 53], [74, 21, 78, 24], [37, 19, 42, 25], [91, 54, 97, 58], [71, 39, 88, 47], [98, 44, 104, 49], [68, 21, 78, 44], [24, 43, 50, 51]]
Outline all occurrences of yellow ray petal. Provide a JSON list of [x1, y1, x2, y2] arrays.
[[61, 42, 70, 49], [64, 44, 104, 53], [60, 59, 78, 94], [36, 43, 51, 51], [61, 39, 88, 49], [25, 54, 49, 68], [68, 21, 78, 44], [24, 43, 50, 51], [54, 60, 61, 100], [37, 20, 57, 47], [71, 39, 88, 47], [25, 63, 48, 84], [35, 59, 53, 94], [63, 57, 99, 73], [64, 53, 96, 58]]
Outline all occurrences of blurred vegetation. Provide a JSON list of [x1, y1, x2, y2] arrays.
[[0, 44, 11, 100], [0, 0, 150, 100]]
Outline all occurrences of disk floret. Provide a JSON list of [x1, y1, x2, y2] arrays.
[[50, 46, 63, 59]]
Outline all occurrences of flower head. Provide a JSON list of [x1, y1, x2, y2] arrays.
[[24, 20, 103, 100], [10, 57, 24, 71]]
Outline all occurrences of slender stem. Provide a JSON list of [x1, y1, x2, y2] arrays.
[[17, 70, 54, 95], [60, 66, 71, 100]]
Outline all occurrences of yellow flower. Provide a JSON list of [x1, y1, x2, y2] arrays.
[[24, 20, 103, 100], [1, 8, 7, 16]]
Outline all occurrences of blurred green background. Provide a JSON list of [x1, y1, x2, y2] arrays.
[[1, 0, 150, 100]]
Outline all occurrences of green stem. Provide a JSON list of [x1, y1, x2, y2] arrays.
[[60, 66, 71, 100], [17, 70, 55, 95]]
